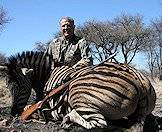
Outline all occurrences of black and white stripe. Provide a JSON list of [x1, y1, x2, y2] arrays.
[[44, 61, 156, 129], [7, 51, 52, 116]]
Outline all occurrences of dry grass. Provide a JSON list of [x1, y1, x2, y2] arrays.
[[0, 79, 11, 108], [151, 79, 162, 117]]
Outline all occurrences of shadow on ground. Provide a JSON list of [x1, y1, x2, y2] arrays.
[[0, 106, 161, 132]]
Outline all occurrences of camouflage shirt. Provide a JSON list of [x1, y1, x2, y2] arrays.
[[46, 35, 92, 69]]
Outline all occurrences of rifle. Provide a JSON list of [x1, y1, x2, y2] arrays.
[[20, 79, 72, 121]]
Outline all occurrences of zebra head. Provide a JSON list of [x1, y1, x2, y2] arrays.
[[6, 51, 52, 116], [6, 57, 33, 116]]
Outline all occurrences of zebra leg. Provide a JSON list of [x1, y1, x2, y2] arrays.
[[61, 109, 107, 129]]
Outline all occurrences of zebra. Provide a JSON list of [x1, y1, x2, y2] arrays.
[[3, 51, 156, 130], [43, 61, 156, 129], [4, 51, 91, 116], [5, 51, 52, 116]]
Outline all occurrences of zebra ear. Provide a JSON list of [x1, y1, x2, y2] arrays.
[[27, 69, 34, 75], [21, 68, 33, 76]]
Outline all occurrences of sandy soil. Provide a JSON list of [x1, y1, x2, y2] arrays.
[[0, 78, 162, 132], [151, 79, 162, 118], [0, 79, 12, 108]]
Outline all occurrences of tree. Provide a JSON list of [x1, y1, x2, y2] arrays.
[[149, 18, 162, 80], [76, 20, 118, 63], [76, 14, 150, 65], [0, 6, 10, 33], [0, 6, 9, 66], [111, 14, 151, 64], [143, 33, 160, 79], [34, 41, 48, 52], [0, 52, 7, 65]]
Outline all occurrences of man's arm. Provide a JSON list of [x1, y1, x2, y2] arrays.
[[73, 38, 93, 68], [44, 38, 61, 70]]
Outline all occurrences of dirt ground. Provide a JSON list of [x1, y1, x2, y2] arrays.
[[0, 78, 162, 132]]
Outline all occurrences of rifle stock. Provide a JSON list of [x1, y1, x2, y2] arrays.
[[20, 80, 71, 121]]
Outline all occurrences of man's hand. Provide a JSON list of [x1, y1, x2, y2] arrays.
[[24, 104, 32, 111], [72, 58, 88, 69], [72, 63, 85, 69]]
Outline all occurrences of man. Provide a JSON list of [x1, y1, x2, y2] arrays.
[[46, 16, 93, 69], [23, 17, 93, 116], [39, 17, 93, 120]]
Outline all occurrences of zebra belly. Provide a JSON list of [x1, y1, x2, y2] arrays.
[[68, 77, 139, 120]]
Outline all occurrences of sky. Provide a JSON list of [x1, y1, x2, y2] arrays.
[[0, 0, 162, 69]]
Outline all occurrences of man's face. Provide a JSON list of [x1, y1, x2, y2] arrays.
[[60, 19, 75, 39]]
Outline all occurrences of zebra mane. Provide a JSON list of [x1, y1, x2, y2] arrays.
[[7, 50, 53, 84], [8, 51, 44, 68]]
